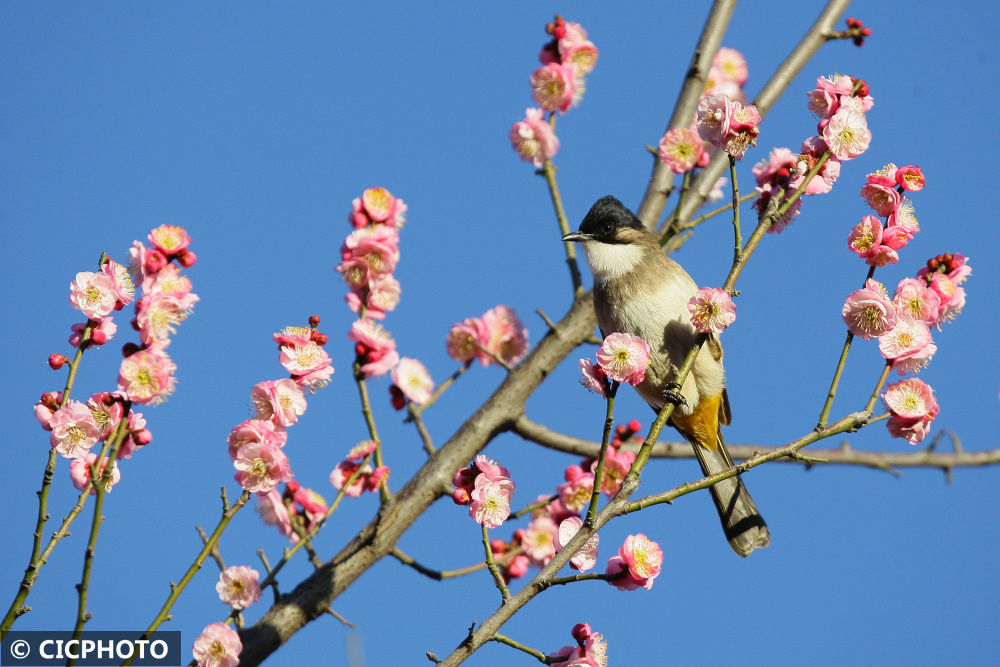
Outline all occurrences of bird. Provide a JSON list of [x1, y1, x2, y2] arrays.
[[562, 195, 769, 557]]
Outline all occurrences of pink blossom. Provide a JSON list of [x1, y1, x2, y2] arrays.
[[148, 224, 192, 255], [192, 622, 241, 667], [69, 317, 117, 348], [557, 470, 595, 513], [227, 419, 287, 460], [606, 533, 663, 591], [118, 347, 176, 405], [346, 273, 401, 319], [822, 107, 871, 160], [49, 400, 100, 459], [470, 478, 513, 528], [233, 441, 293, 494], [86, 393, 125, 441], [216, 565, 261, 610], [101, 259, 135, 307], [555, 516, 600, 572], [893, 278, 940, 325], [723, 102, 761, 159], [341, 225, 400, 277], [474, 455, 514, 488], [888, 198, 919, 233], [137, 292, 196, 344], [658, 125, 702, 174], [251, 379, 307, 427], [881, 225, 912, 251], [116, 410, 150, 460], [593, 446, 635, 496], [69, 271, 118, 319], [335, 256, 371, 291], [361, 187, 395, 222], [510, 107, 560, 168], [256, 488, 295, 540], [943, 253, 972, 285], [480, 305, 530, 367], [329, 460, 372, 497], [562, 41, 599, 75], [887, 409, 937, 445], [69, 453, 120, 494], [346, 439, 378, 460], [696, 94, 732, 148], [860, 182, 902, 217], [445, 317, 486, 363], [895, 165, 925, 191], [847, 215, 883, 259], [127, 241, 148, 285], [522, 516, 558, 565], [273, 326, 312, 347], [596, 332, 650, 385], [531, 62, 577, 113], [707, 176, 728, 202], [506, 553, 530, 579], [687, 287, 737, 334], [865, 245, 899, 268], [866, 163, 898, 187], [578, 358, 608, 397], [753, 147, 796, 187], [842, 279, 897, 339], [927, 274, 965, 327], [279, 341, 333, 383], [713, 47, 748, 86], [788, 148, 841, 195], [883, 378, 937, 420], [879, 314, 936, 374], [391, 357, 434, 405], [34, 392, 62, 431]]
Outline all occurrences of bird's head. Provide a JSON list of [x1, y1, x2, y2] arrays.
[[561, 195, 647, 246]]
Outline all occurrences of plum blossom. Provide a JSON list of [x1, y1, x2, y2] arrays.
[[470, 478, 513, 529], [822, 107, 871, 160], [192, 622, 241, 667], [557, 467, 595, 513], [879, 314, 936, 375], [118, 347, 176, 405], [329, 460, 387, 497], [279, 340, 333, 388], [605, 533, 663, 591], [256, 488, 294, 540], [658, 125, 702, 173], [227, 419, 287, 459], [842, 279, 897, 339], [69, 317, 117, 348], [596, 333, 650, 385], [348, 319, 399, 378], [510, 107, 560, 167], [549, 624, 607, 667], [578, 358, 608, 397], [233, 441, 293, 494], [49, 400, 100, 459], [883, 378, 939, 445], [555, 516, 600, 572], [860, 182, 902, 217], [893, 278, 940, 325], [251, 378, 307, 427], [86, 393, 125, 441], [391, 357, 434, 405], [69, 454, 120, 494], [522, 516, 558, 564], [847, 215, 883, 260], [696, 94, 760, 159], [888, 198, 919, 233], [688, 287, 737, 334], [216, 565, 261, 610], [100, 259, 135, 306], [481, 305, 530, 366], [69, 271, 118, 320], [896, 165, 925, 191], [148, 224, 192, 256], [530, 62, 577, 113], [713, 47, 748, 87]]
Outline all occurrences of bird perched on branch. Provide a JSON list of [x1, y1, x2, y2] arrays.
[[562, 195, 769, 557]]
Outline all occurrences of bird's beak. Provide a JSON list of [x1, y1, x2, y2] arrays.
[[561, 231, 593, 243]]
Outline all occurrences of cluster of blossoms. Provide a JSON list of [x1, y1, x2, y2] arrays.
[[751, 74, 873, 233], [549, 623, 608, 667], [849, 163, 924, 266], [231, 318, 332, 500], [335, 187, 405, 320], [605, 533, 664, 591], [510, 16, 598, 167], [452, 455, 516, 529], [192, 622, 241, 667], [688, 287, 737, 334], [579, 332, 650, 397], [446, 305, 529, 368], [37, 225, 198, 495], [660, 48, 748, 178], [329, 440, 388, 497]]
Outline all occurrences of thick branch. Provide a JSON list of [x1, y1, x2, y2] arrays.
[[636, 0, 737, 228], [511, 415, 999, 474]]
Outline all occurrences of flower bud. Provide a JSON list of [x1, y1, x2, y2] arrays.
[[91, 329, 108, 345], [122, 342, 140, 357], [132, 428, 153, 446], [451, 487, 470, 505], [627, 419, 642, 433], [310, 331, 328, 346], [571, 623, 593, 643], [308, 315, 321, 327], [48, 353, 68, 370], [145, 249, 168, 273], [177, 249, 197, 267]]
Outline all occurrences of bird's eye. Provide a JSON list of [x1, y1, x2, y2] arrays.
[[602, 223, 614, 235]]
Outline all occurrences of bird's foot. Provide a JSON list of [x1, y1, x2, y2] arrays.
[[661, 382, 687, 408]]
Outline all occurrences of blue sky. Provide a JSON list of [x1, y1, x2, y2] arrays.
[[2, 2, 998, 665]]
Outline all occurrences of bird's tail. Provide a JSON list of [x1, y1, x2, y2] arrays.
[[684, 428, 770, 557]]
